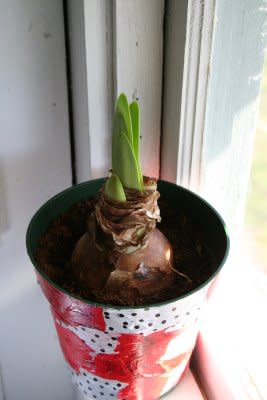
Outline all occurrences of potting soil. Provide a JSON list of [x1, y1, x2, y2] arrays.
[[35, 197, 216, 306]]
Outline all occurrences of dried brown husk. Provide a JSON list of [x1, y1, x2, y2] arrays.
[[71, 178, 177, 296], [94, 178, 161, 254]]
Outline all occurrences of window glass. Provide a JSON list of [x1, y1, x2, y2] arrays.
[[244, 54, 267, 276]]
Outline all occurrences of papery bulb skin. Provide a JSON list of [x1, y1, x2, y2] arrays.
[[71, 178, 177, 299], [114, 228, 173, 273]]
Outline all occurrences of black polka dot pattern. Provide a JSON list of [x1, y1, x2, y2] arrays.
[[56, 321, 119, 354], [70, 368, 127, 399], [101, 286, 207, 335]]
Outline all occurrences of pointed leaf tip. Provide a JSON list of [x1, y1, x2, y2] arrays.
[[105, 174, 126, 202], [114, 93, 133, 145]]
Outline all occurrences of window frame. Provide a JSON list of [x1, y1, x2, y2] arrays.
[[162, 1, 266, 399]]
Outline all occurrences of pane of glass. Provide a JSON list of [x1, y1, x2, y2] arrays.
[[244, 54, 267, 276], [240, 53, 267, 398]]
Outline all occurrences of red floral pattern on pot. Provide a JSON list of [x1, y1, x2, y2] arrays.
[[37, 273, 208, 400]]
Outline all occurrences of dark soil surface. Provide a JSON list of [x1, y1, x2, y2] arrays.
[[35, 197, 217, 306]]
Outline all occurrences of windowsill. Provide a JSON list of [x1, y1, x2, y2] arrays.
[[193, 234, 267, 400], [161, 368, 204, 400]]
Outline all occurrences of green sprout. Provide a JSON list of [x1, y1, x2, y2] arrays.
[[104, 174, 126, 202], [105, 93, 143, 201]]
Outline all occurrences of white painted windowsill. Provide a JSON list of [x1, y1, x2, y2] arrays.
[[194, 234, 267, 400], [161, 369, 204, 400]]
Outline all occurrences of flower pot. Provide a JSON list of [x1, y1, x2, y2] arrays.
[[26, 178, 229, 400]]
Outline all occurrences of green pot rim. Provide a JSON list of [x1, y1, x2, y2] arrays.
[[26, 178, 230, 310]]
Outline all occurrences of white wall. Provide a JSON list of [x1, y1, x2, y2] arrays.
[[0, 1, 73, 399]]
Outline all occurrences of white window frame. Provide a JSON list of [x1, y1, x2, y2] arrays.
[[161, 1, 266, 399], [67, 0, 165, 182]]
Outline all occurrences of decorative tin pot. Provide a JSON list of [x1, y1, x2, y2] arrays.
[[26, 179, 229, 400]]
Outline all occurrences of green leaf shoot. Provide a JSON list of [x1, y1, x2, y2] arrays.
[[130, 100, 143, 189], [113, 93, 133, 146], [105, 174, 126, 202], [129, 100, 139, 161], [107, 93, 143, 198], [113, 131, 141, 190]]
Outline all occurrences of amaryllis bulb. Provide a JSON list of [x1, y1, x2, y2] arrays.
[[71, 94, 176, 301]]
